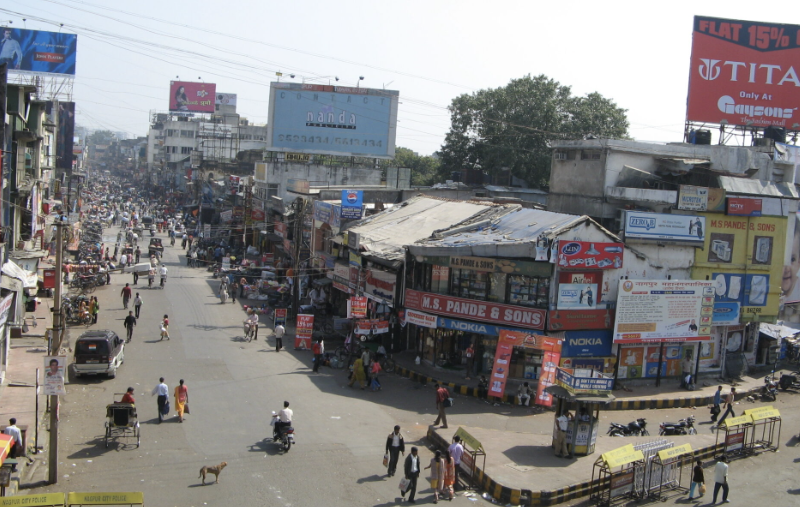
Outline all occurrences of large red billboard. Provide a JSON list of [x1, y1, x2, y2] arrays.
[[687, 16, 800, 128], [169, 81, 216, 113]]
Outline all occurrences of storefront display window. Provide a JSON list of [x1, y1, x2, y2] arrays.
[[450, 269, 490, 301], [507, 275, 549, 308], [489, 272, 506, 302]]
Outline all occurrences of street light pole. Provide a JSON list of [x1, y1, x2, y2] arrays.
[[48, 219, 64, 484]]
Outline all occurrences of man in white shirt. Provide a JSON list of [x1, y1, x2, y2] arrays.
[[384, 425, 405, 477], [274, 324, 285, 352], [245, 311, 259, 340], [402, 446, 420, 502], [517, 382, 533, 406], [159, 265, 168, 287], [555, 412, 571, 458], [713, 455, 730, 504], [4, 418, 23, 460], [151, 377, 169, 423], [274, 401, 293, 441], [448, 435, 465, 490]]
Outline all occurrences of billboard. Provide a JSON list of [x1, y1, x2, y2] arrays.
[[266, 82, 399, 158], [0, 28, 77, 75], [555, 240, 623, 270], [341, 189, 363, 219], [557, 272, 601, 310], [169, 81, 216, 113], [677, 185, 709, 211], [215, 93, 237, 106], [613, 280, 715, 343], [687, 16, 800, 128], [727, 197, 762, 216], [623, 211, 706, 244], [55, 102, 75, 170]]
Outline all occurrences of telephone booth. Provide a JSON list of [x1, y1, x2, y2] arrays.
[[546, 385, 614, 457]]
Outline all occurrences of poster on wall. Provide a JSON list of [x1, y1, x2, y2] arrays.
[[295, 314, 314, 349], [557, 271, 602, 310], [678, 185, 709, 211], [623, 211, 706, 244], [42, 356, 67, 396], [613, 280, 714, 343], [556, 241, 623, 270]]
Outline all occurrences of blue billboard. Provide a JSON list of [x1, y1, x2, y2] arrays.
[[266, 83, 399, 158], [0, 28, 77, 75], [341, 190, 363, 220]]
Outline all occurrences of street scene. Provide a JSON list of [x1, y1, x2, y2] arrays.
[[1, 3, 800, 507]]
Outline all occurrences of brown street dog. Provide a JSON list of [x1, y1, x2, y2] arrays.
[[198, 462, 227, 485]]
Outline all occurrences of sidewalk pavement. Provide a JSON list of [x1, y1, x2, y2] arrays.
[[427, 424, 725, 506], [391, 352, 769, 410]]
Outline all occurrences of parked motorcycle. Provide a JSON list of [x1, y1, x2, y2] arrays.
[[659, 415, 697, 436], [762, 376, 778, 401], [779, 373, 800, 390], [271, 412, 294, 452], [608, 418, 648, 437]]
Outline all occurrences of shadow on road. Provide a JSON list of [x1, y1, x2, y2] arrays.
[[357, 474, 387, 484]]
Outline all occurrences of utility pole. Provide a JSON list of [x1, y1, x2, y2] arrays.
[[48, 219, 64, 484], [290, 197, 307, 320]]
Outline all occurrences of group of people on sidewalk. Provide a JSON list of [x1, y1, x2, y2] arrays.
[[384, 425, 465, 503]]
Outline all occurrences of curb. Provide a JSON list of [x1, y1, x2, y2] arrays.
[[394, 365, 763, 411], [426, 426, 726, 506]]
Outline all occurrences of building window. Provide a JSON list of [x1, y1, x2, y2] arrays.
[[266, 184, 279, 199], [507, 275, 549, 308], [181, 147, 192, 154], [581, 150, 601, 160], [180, 130, 194, 138], [450, 269, 490, 301], [166, 129, 177, 137]]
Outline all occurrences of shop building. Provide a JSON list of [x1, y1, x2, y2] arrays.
[[404, 207, 625, 390]]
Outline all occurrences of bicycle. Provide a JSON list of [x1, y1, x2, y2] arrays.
[[334, 339, 361, 362], [378, 353, 396, 373]]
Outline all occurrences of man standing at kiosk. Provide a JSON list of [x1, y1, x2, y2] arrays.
[[555, 411, 572, 458]]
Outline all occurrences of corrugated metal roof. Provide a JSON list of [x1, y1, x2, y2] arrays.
[[344, 196, 501, 261], [483, 185, 548, 195], [408, 207, 617, 258], [718, 176, 799, 198]]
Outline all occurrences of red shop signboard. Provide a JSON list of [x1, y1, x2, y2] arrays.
[[727, 197, 762, 216], [404, 289, 545, 330]]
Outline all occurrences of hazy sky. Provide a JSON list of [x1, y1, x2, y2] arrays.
[[6, 1, 798, 155]]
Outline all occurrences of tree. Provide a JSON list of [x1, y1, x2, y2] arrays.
[[87, 130, 116, 146], [438, 75, 629, 187], [376, 146, 441, 186]]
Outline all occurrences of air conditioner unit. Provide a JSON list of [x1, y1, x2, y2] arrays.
[[554, 151, 567, 161]]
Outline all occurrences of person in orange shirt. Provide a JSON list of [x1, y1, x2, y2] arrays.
[[120, 387, 135, 404]]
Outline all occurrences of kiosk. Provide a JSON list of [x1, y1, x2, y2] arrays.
[[546, 367, 615, 457]]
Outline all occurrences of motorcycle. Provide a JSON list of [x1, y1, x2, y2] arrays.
[[779, 373, 800, 390], [271, 412, 294, 452], [762, 376, 778, 401], [659, 415, 697, 436], [607, 418, 648, 437]]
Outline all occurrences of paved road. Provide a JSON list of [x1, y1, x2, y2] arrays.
[[22, 225, 797, 506]]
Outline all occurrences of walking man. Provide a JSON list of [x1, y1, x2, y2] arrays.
[[151, 377, 169, 423], [123, 311, 136, 343], [433, 383, 450, 429], [711, 385, 723, 423], [385, 425, 405, 477], [121, 283, 132, 309], [91, 296, 99, 324], [133, 293, 143, 318], [715, 388, 736, 428], [712, 455, 730, 504], [402, 447, 420, 503], [448, 435, 465, 490], [4, 418, 23, 460], [274, 323, 285, 352], [312, 338, 323, 373], [465, 343, 475, 380]]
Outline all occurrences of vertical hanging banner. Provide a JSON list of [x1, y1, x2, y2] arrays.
[[488, 331, 516, 399], [273, 307, 287, 327], [348, 296, 368, 318], [295, 314, 314, 349], [536, 350, 561, 407], [341, 189, 364, 220]]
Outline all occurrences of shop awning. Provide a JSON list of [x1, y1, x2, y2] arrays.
[[718, 175, 799, 198], [0, 434, 16, 465], [759, 323, 798, 340], [546, 385, 616, 404]]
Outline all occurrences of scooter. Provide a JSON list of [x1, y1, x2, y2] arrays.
[[608, 418, 648, 437], [271, 412, 294, 452], [762, 376, 778, 401], [659, 415, 697, 435]]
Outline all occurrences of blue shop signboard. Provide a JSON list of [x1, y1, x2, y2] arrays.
[[556, 367, 615, 394], [561, 330, 613, 357], [436, 317, 528, 337]]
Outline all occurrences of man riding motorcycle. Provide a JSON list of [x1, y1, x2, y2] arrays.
[[273, 401, 293, 441]]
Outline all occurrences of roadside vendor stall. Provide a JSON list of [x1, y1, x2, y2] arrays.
[[546, 367, 615, 457]]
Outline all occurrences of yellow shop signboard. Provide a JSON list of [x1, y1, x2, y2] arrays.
[[692, 214, 786, 322]]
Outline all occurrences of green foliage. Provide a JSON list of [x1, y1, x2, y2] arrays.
[[87, 130, 116, 146], [438, 75, 629, 187], [376, 146, 441, 186]]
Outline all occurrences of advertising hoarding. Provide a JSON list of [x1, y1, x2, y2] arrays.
[[687, 16, 800, 128], [169, 81, 216, 113], [624, 211, 706, 244], [364, 269, 395, 303], [0, 28, 77, 75], [266, 82, 399, 158], [404, 289, 546, 330], [613, 280, 715, 343], [348, 296, 368, 318], [555, 240, 623, 270], [489, 330, 561, 406], [557, 272, 601, 310], [548, 309, 613, 330], [678, 185, 709, 211], [56, 102, 75, 170], [295, 314, 314, 349], [560, 330, 614, 357], [215, 92, 237, 106], [727, 197, 762, 216], [341, 189, 364, 220], [43, 356, 67, 396], [405, 309, 437, 328]]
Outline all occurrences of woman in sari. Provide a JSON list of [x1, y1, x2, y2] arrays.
[[424, 449, 444, 503], [348, 357, 367, 389], [174, 379, 188, 422], [442, 449, 456, 500]]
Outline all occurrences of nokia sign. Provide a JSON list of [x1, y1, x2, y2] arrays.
[[561, 331, 613, 357]]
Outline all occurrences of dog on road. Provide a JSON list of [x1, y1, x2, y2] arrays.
[[199, 462, 227, 485]]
